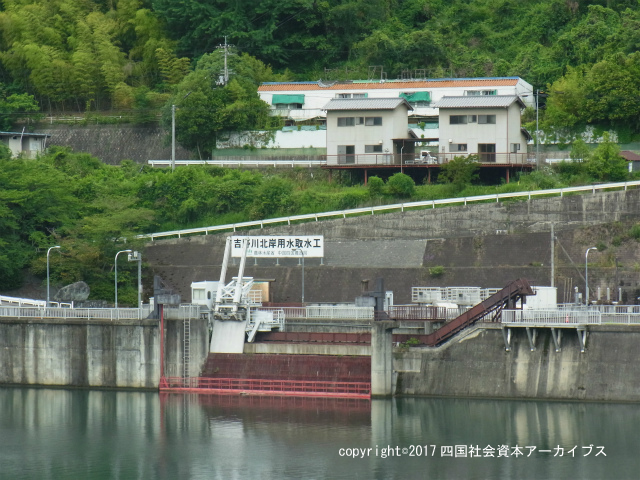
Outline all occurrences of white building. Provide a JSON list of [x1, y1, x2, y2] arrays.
[[0, 131, 51, 158], [258, 77, 534, 124], [433, 95, 531, 164], [323, 97, 414, 165]]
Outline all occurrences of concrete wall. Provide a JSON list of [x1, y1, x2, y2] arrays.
[[0, 317, 209, 389], [39, 124, 190, 165], [395, 324, 640, 402], [145, 188, 640, 305]]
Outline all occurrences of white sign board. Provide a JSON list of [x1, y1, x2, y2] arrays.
[[231, 235, 324, 258]]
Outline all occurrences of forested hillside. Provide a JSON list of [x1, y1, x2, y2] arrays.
[[1, 0, 640, 137]]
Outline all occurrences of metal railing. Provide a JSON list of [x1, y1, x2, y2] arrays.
[[502, 309, 603, 325], [161, 376, 371, 398], [137, 180, 640, 241], [258, 305, 374, 320], [148, 159, 325, 168], [0, 304, 197, 321], [0, 305, 152, 320], [503, 308, 640, 325], [326, 152, 533, 166]]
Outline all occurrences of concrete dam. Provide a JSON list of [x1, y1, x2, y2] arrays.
[[2, 188, 640, 401]]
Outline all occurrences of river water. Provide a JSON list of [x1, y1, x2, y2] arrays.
[[0, 387, 637, 480]]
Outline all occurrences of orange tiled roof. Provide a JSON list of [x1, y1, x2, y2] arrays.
[[258, 79, 519, 91]]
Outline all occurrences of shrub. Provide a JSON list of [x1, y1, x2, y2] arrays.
[[387, 172, 415, 197], [367, 176, 384, 197], [429, 266, 445, 277]]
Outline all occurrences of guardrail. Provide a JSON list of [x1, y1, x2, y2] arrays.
[[148, 159, 325, 168], [137, 180, 640, 241]]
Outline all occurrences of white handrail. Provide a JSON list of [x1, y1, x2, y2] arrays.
[[137, 180, 640, 240], [149, 159, 325, 167]]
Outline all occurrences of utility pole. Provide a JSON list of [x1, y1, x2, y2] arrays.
[[216, 36, 234, 86], [171, 104, 176, 172]]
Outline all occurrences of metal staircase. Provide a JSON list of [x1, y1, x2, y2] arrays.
[[422, 278, 534, 346]]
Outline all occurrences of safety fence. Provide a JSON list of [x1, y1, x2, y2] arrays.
[[258, 305, 374, 321], [0, 304, 199, 321], [502, 309, 640, 326], [160, 377, 371, 399]]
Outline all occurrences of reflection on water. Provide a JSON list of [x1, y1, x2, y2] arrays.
[[0, 387, 638, 480]]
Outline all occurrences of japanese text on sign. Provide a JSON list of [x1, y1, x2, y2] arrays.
[[231, 235, 324, 258]]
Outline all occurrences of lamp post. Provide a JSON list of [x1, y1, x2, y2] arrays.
[[128, 251, 142, 308], [46, 245, 61, 307], [535, 89, 539, 166], [293, 248, 305, 304], [115, 249, 132, 308], [585, 247, 598, 306]]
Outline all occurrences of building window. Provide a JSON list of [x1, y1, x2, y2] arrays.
[[450, 144, 467, 152], [479, 144, 496, 162], [478, 115, 496, 124], [365, 117, 382, 126], [465, 90, 497, 96], [511, 143, 521, 153], [274, 102, 303, 110], [450, 115, 468, 124], [365, 145, 383, 153], [337, 117, 355, 127], [336, 93, 367, 99], [356, 117, 364, 125], [193, 289, 205, 301], [468, 115, 477, 123], [338, 145, 355, 164]]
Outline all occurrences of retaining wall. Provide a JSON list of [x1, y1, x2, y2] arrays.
[[146, 189, 640, 305], [0, 317, 208, 389], [395, 324, 640, 402]]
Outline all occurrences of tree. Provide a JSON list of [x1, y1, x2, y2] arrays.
[[585, 132, 628, 181], [438, 155, 480, 191], [163, 53, 271, 157], [570, 139, 591, 162], [0, 90, 40, 130]]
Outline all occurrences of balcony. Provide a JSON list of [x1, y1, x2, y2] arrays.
[[326, 152, 536, 167]]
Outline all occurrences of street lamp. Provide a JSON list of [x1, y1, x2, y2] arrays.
[[293, 248, 305, 304], [115, 249, 132, 308], [585, 247, 598, 306], [46, 245, 61, 307], [128, 251, 142, 308]]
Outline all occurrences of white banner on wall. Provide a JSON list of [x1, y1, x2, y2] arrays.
[[231, 235, 324, 258]]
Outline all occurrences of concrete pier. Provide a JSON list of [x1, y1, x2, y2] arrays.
[[371, 321, 398, 397]]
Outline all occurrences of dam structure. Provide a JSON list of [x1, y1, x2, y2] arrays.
[[3, 186, 640, 401]]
